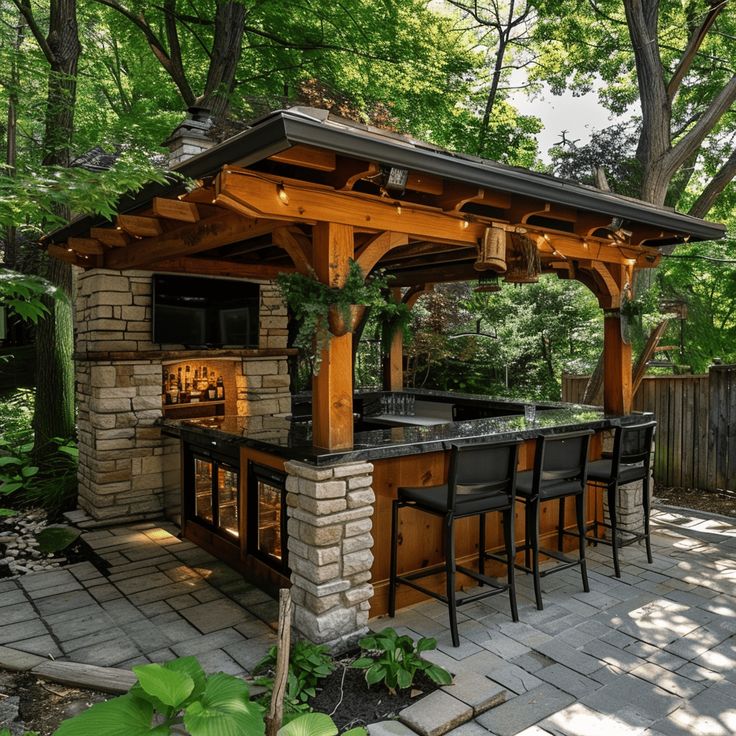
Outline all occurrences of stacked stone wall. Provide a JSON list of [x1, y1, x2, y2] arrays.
[[285, 460, 374, 650], [75, 268, 290, 523]]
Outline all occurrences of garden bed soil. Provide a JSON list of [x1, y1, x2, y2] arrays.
[[655, 486, 736, 519], [0, 668, 109, 736], [309, 655, 438, 732]]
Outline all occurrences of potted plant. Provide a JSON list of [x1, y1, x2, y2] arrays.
[[277, 260, 391, 374]]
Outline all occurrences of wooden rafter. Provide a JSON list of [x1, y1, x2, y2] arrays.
[[117, 214, 163, 238], [68, 237, 105, 255], [90, 227, 130, 247], [104, 212, 276, 270], [144, 256, 293, 281], [152, 197, 200, 223]]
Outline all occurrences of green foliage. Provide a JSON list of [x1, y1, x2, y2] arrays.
[[254, 641, 335, 718], [0, 270, 65, 325], [352, 628, 452, 693], [277, 261, 393, 374], [54, 656, 264, 736]]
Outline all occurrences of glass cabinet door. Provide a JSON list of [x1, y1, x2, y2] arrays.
[[194, 458, 213, 524], [248, 462, 288, 572], [257, 477, 282, 561], [217, 465, 240, 539]]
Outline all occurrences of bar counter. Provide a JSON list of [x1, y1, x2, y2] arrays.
[[160, 390, 652, 614], [160, 388, 650, 466]]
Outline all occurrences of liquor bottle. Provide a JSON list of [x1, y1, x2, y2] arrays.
[[200, 366, 208, 392], [191, 369, 200, 403], [207, 373, 217, 400], [216, 375, 225, 400], [185, 365, 191, 392], [169, 373, 179, 404], [163, 368, 170, 404]]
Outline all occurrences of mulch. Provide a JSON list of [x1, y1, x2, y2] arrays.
[[655, 486, 736, 519]]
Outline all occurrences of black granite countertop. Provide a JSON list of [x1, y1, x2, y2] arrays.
[[159, 395, 652, 466]]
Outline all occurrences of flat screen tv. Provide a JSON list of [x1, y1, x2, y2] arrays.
[[152, 274, 260, 347]]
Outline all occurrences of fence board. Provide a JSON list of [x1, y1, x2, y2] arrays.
[[562, 371, 719, 490]]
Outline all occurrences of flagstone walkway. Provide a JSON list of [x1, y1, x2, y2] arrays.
[[1, 507, 736, 735]]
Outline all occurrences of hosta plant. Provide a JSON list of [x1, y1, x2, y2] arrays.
[[351, 627, 452, 693]]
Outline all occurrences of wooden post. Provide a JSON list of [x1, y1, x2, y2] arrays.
[[265, 589, 292, 736], [602, 264, 632, 415], [312, 221, 354, 449], [383, 287, 403, 391]]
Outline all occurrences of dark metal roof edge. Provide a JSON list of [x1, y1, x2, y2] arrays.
[[46, 108, 726, 245], [45, 113, 292, 244], [281, 112, 726, 242]]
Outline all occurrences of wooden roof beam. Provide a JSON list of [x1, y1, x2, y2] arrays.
[[90, 227, 130, 247], [272, 227, 312, 274], [355, 231, 409, 275], [104, 212, 277, 270], [152, 197, 201, 223], [117, 214, 164, 238], [216, 168, 487, 245], [68, 237, 105, 255], [144, 256, 294, 281], [269, 144, 337, 172]]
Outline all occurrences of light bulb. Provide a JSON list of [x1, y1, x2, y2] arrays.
[[277, 184, 289, 204]]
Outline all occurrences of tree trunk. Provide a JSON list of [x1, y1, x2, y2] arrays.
[[200, 0, 246, 119], [32, 0, 81, 455]]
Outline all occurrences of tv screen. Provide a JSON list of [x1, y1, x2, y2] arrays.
[[153, 275, 260, 347]]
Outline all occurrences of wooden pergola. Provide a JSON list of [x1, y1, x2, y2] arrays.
[[45, 107, 725, 450]]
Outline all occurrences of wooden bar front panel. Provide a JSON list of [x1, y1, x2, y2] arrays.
[[370, 434, 603, 616]]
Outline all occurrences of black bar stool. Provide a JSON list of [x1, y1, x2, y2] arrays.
[[388, 440, 521, 647], [503, 430, 593, 611], [562, 420, 656, 578]]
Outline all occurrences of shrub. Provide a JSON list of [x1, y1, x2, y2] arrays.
[[255, 640, 335, 718], [351, 628, 452, 693]]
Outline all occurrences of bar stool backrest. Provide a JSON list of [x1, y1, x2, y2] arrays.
[[612, 420, 657, 476], [533, 430, 594, 492], [447, 441, 520, 512]]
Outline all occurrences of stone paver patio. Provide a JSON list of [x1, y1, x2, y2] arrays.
[[1, 506, 736, 735]]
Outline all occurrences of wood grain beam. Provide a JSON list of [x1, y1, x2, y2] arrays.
[[47, 244, 82, 265], [90, 227, 130, 247], [153, 197, 200, 223], [216, 168, 487, 245], [269, 145, 336, 171], [355, 231, 409, 274], [105, 212, 276, 270], [403, 283, 434, 309], [272, 227, 312, 274], [312, 222, 354, 450], [603, 263, 633, 415], [117, 214, 163, 238], [333, 159, 379, 190], [68, 237, 105, 255], [144, 256, 293, 281]]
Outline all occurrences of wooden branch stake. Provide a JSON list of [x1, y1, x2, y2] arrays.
[[266, 589, 292, 736]]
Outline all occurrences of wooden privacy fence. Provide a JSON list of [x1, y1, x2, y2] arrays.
[[562, 364, 736, 491]]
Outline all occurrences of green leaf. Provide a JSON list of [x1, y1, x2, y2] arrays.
[[164, 656, 207, 703], [350, 657, 374, 669], [343, 728, 368, 736], [365, 664, 385, 686], [0, 482, 23, 494], [0, 508, 16, 517], [184, 672, 264, 736], [133, 663, 194, 708], [416, 637, 437, 653], [396, 668, 413, 690], [277, 713, 338, 736], [0, 457, 21, 466], [54, 694, 157, 736], [424, 665, 453, 686], [21, 465, 39, 478], [35, 526, 82, 554]]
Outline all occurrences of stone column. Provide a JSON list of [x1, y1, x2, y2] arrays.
[[285, 460, 375, 650]]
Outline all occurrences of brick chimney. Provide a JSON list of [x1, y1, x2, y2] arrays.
[[164, 106, 214, 166]]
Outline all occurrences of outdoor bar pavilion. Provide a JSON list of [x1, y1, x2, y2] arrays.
[[44, 107, 725, 648]]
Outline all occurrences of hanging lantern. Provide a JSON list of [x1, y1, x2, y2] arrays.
[[504, 232, 541, 284], [474, 225, 507, 272], [474, 272, 501, 293]]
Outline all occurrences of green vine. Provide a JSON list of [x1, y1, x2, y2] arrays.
[[277, 260, 394, 374]]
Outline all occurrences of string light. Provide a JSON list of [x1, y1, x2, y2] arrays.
[[277, 183, 289, 204], [395, 202, 402, 215]]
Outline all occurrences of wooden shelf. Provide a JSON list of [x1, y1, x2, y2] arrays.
[[163, 399, 225, 413]]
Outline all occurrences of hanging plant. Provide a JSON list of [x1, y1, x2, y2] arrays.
[[378, 299, 413, 352], [277, 260, 391, 374]]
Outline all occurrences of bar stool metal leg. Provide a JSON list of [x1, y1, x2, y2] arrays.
[[530, 499, 543, 610], [557, 497, 566, 551], [445, 513, 459, 647], [607, 484, 621, 578], [389, 499, 400, 617], [503, 508, 519, 622], [643, 473, 653, 564], [575, 491, 590, 592], [524, 502, 532, 573]]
